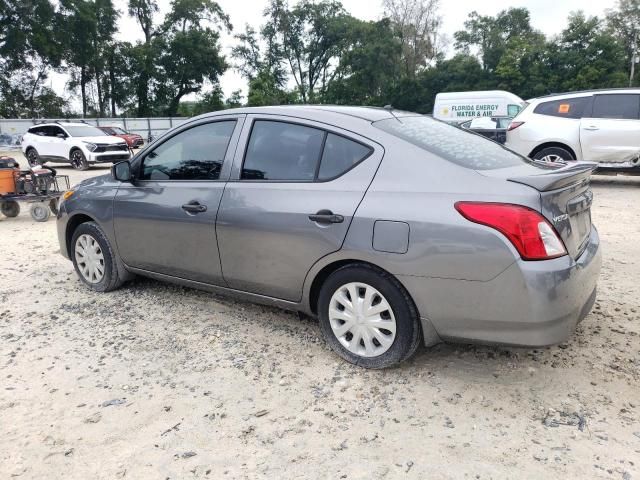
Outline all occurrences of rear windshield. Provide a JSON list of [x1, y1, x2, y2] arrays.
[[374, 116, 529, 170]]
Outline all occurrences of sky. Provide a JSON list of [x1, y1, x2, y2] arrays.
[[49, 0, 619, 108]]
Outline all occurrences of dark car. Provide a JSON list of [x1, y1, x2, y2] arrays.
[[459, 116, 513, 144], [57, 106, 601, 368], [98, 126, 144, 148]]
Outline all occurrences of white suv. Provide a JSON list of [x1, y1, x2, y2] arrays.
[[21, 122, 131, 170], [506, 89, 640, 168]]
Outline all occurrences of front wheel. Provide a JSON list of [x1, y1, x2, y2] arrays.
[[26, 148, 40, 167], [532, 146, 574, 163], [71, 221, 123, 292], [70, 149, 89, 170], [1, 201, 20, 218], [317, 264, 422, 369]]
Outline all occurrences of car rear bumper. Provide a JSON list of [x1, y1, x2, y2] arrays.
[[398, 226, 601, 347]]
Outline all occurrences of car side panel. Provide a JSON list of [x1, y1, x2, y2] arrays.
[[505, 112, 583, 160]]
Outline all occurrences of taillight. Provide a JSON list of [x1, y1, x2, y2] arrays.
[[455, 202, 567, 260], [507, 121, 524, 131]]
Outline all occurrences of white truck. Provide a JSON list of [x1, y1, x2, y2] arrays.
[[433, 90, 525, 123]]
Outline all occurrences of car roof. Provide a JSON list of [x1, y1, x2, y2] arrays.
[[31, 122, 93, 128], [529, 88, 640, 102], [195, 105, 418, 123]]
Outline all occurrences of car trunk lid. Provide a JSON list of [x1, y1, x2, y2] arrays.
[[480, 161, 596, 259]]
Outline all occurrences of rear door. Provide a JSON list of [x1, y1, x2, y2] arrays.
[[113, 116, 243, 284], [580, 93, 640, 163], [47, 126, 69, 159], [216, 115, 382, 301]]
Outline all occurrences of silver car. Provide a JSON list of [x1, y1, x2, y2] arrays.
[[56, 106, 601, 368]]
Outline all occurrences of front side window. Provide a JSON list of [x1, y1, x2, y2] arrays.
[[140, 121, 236, 181], [47, 126, 65, 137], [374, 116, 531, 170], [533, 97, 589, 119], [591, 94, 640, 120], [242, 121, 325, 181]]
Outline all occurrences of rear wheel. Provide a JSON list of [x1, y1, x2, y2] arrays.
[[71, 221, 123, 292], [1, 201, 20, 218], [532, 146, 574, 163], [70, 149, 89, 170], [317, 264, 421, 369]]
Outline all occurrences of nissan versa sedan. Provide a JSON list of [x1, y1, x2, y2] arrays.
[[56, 106, 601, 368]]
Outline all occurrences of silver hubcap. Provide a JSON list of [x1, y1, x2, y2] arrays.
[[540, 154, 564, 163], [75, 234, 105, 283], [328, 282, 396, 357]]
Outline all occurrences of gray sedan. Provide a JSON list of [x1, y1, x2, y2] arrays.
[[56, 106, 601, 368]]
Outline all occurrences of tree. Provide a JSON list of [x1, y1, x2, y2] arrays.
[[0, 0, 63, 117], [153, 0, 231, 115], [606, 0, 640, 85], [323, 19, 402, 105], [454, 8, 538, 73], [263, 0, 354, 102], [59, 0, 98, 117], [382, 0, 442, 77], [552, 13, 627, 91], [128, 0, 159, 115]]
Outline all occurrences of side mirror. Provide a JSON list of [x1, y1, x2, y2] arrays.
[[56, 133, 66, 139], [112, 160, 132, 182]]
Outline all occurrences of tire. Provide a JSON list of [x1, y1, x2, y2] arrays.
[[30, 202, 51, 222], [1, 201, 20, 218], [49, 199, 59, 215], [532, 146, 574, 163], [70, 221, 123, 292], [317, 264, 422, 369], [26, 148, 40, 167], [70, 149, 89, 170]]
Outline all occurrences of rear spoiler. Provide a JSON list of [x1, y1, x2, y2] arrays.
[[508, 161, 597, 192]]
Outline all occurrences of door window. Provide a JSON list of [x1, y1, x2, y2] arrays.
[[533, 97, 589, 119], [591, 94, 640, 119], [318, 133, 372, 180], [241, 121, 325, 181], [47, 126, 65, 138], [140, 121, 236, 181]]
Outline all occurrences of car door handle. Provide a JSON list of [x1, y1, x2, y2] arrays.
[[181, 202, 207, 213], [309, 210, 344, 224], [583, 125, 599, 131]]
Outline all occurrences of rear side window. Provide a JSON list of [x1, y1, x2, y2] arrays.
[[591, 94, 640, 119], [318, 133, 371, 180], [374, 116, 529, 170], [28, 126, 45, 136], [241, 121, 325, 181], [140, 121, 236, 181], [533, 97, 589, 119]]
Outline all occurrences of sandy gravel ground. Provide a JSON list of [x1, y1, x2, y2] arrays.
[[1, 151, 639, 479]]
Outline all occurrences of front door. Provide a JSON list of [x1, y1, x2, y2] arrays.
[[216, 116, 383, 301], [113, 117, 243, 284], [580, 93, 640, 163]]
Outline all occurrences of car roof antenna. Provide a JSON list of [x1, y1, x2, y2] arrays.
[[383, 104, 403, 123]]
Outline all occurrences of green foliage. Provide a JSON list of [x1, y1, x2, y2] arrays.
[[0, 1, 638, 119]]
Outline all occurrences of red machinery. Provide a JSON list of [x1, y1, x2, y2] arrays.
[[0, 156, 70, 222]]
